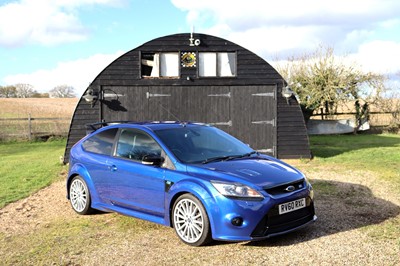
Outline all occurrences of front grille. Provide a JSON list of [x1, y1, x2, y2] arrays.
[[251, 197, 315, 237], [264, 179, 305, 195]]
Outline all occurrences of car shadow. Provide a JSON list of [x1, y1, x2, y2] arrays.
[[244, 179, 400, 247]]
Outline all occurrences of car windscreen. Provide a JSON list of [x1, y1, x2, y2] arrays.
[[154, 126, 253, 164]]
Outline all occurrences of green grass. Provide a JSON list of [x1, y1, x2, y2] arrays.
[[0, 139, 67, 208], [0, 217, 111, 265], [308, 134, 400, 243], [310, 134, 400, 190]]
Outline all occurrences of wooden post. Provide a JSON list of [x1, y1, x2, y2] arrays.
[[28, 113, 32, 141]]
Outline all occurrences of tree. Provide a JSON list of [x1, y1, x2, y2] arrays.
[[374, 73, 400, 132], [0, 85, 17, 98], [31, 92, 50, 98], [15, 83, 35, 98], [276, 46, 385, 124], [49, 85, 76, 98]]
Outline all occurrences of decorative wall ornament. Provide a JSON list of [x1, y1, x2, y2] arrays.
[[181, 52, 196, 67]]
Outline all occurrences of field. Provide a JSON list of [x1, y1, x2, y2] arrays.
[[0, 98, 78, 118], [0, 134, 399, 265], [0, 98, 78, 140]]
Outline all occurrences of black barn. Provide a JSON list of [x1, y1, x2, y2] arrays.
[[64, 33, 311, 163]]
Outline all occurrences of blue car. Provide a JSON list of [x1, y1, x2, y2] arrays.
[[67, 121, 316, 246]]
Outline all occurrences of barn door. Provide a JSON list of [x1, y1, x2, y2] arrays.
[[146, 86, 178, 121], [231, 85, 276, 155], [146, 86, 230, 125], [100, 85, 276, 156]]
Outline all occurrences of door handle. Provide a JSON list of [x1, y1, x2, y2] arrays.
[[108, 165, 117, 172]]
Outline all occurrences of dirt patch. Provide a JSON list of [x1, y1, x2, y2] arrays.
[[1, 168, 399, 265], [0, 181, 72, 236]]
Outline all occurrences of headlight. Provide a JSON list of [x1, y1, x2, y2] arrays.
[[211, 181, 264, 201]]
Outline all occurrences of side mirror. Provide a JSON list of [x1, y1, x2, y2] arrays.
[[142, 154, 165, 166]]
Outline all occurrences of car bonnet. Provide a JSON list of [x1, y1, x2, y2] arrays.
[[187, 158, 305, 188]]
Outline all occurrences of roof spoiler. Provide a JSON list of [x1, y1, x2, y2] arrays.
[[85, 121, 130, 135]]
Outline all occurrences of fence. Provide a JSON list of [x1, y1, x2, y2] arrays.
[[0, 114, 71, 141]]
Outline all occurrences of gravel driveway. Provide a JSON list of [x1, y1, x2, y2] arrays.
[[0, 167, 399, 265]]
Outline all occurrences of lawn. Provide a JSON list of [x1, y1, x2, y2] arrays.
[[309, 134, 400, 192], [0, 139, 67, 208]]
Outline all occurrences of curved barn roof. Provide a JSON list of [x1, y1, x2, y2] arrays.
[[64, 33, 310, 163]]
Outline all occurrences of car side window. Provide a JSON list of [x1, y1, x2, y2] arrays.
[[116, 129, 162, 161], [82, 128, 118, 155]]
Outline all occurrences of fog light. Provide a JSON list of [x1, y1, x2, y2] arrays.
[[231, 217, 243, 226]]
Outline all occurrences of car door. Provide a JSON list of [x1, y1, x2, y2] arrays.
[[79, 127, 119, 203], [105, 128, 166, 217]]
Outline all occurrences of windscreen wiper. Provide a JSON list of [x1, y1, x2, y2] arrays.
[[235, 151, 259, 159], [223, 151, 259, 161], [202, 151, 259, 164], [202, 155, 236, 164]]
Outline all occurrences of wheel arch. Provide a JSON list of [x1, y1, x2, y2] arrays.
[[67, 163, 99, 204], [167, 180, 218, 238]]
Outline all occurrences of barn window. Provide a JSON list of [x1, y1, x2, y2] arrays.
[[199, 52, 236, 77], [141, 52, 179, 78]]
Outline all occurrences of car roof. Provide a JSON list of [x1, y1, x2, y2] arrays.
[[130, 121, 208, 131], [91, 121, 209, 133]]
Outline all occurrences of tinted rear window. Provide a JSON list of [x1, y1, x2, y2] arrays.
[[82, 128, 118, 155]]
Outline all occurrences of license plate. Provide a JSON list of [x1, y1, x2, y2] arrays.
[[279, 198, 306, 215]]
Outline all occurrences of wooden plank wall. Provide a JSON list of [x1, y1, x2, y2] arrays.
[[277, 96, 311, 159], [64, 33, 311, 163]]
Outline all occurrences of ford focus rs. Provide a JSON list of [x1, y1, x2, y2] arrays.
[[67, 121, 316, 246]]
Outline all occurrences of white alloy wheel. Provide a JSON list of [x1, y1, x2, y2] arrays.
[[173, 194, 211, 246], [70, 176, 92, 215]]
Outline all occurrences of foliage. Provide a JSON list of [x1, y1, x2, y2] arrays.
[[0, 84, 50, 98], [15, 83, 36, 98], [276, 46, 386, 122], [373, 74, 400, 129], [0, 85, 17, 98], [0, 139, 66, 208], [49, 85, 76, 98], [31, 92, 50, 98]]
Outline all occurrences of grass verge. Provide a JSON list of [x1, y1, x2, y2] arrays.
[[307, 134, 400, 243], [0, 138, 67, 208], [309, 133, 400, 192]]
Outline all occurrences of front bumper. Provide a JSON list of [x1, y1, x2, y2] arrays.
[[250, 197, 316, 239], [209, 188, 316, 242]]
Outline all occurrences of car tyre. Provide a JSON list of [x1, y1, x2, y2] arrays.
[[172, 194, 212, 246], [69, 175, 94, 215]]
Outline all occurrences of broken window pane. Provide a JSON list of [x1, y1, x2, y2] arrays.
[[141, 52, 179, 78]]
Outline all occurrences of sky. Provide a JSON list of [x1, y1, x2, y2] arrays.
[[1, 0, 400, 96]]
